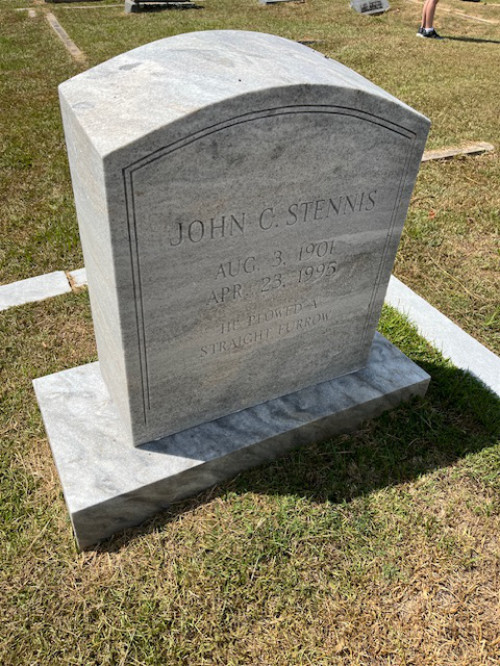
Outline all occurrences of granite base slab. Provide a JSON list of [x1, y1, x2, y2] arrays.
[[33, 333, 429, 550]]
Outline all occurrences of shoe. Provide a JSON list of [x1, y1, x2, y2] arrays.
[[417, 28, 443, 39]]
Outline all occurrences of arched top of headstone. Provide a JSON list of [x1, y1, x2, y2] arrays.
[[59, 30, 428, 158]]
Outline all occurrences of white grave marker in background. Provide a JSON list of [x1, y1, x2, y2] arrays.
[[351, 0, 390, 15]]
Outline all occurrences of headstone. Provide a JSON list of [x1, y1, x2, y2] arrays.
[[124, 0, 197, 13], [57, 30, 429, 447], [350, 0, 390, 15], [34, 31, 430, 548], [259, 0, 304, 5]]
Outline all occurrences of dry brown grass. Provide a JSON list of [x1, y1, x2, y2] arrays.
[[396, 153, 499, 354]]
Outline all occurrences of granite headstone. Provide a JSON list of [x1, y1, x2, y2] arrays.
[[34, 31, 430, 548], [350, 0, 390, 15]]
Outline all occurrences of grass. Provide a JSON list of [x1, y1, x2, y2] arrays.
[[0, 0, 499, 663], [397, 154, 500, 353], [0, 8, 81, 281], [0, 296, 499, 664]]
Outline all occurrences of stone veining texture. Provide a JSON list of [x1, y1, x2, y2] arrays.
[[59, 31, 430, 445]]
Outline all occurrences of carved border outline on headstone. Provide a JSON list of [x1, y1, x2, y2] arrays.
[[122, 104, 416, 425]]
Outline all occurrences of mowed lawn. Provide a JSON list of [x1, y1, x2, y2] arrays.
[[1, 0, 499, 664]]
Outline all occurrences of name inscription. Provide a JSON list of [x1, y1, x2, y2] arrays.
[[168, 188, 377, 247]]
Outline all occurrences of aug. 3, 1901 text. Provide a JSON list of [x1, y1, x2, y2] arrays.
[[207, 238, 338, 305]]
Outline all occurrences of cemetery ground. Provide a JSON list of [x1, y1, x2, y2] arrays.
[[0, 0, 499, 663]]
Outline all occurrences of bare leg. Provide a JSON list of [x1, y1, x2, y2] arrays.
[[421, 0, 439, 28]]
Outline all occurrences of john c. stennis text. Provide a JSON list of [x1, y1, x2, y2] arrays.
[[168, 188, 377, 248]]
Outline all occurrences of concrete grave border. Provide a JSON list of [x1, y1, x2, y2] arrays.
[[385, 276, 500, 396], [0, 271, 72, 310]]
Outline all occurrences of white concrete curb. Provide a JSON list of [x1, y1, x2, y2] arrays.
[[0, 269, 88, 312], [68, 267, 88, 290], [0, 271, 72, 311], [386, 275, 500, 397]]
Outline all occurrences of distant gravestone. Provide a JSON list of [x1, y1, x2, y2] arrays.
[[124, 0, 197, 13], [34, 31, 430, 548], [259, 0, 304, 4], [350, 0, 390, 15]]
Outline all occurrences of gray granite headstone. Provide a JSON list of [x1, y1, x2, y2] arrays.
[[57, 30, 429, 447], [350, 0, 390, 15], [259, 0, 304, 5], [124, 0, 197, 13], [34, 31, 430, 548]]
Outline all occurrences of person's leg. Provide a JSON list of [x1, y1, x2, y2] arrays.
[[421, 0, 439, 29], [418, 0, 442, 36]]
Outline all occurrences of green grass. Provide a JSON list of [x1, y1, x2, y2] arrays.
[[0, 9, 81, 281], [0, 1, 499, 663]]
